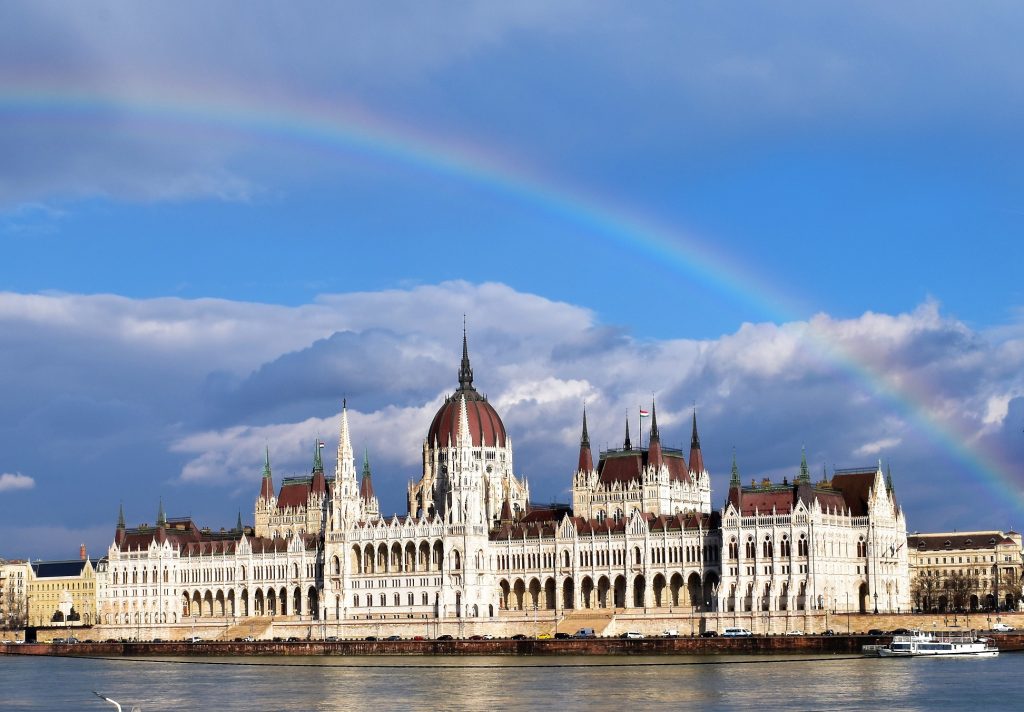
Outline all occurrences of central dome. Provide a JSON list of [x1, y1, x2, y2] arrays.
[[426, 330, 508, 448]]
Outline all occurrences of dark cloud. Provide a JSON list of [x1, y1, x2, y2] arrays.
[[1, 283, 1022, 559]]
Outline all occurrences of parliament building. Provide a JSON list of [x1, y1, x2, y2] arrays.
[[95, 332, 911, 638]]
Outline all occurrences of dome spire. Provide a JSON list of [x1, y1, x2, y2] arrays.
[[577, 405, 594, 473], [624, 415, 632, 450], [458, 318, 474, 391], [688, 408, 705, 474]]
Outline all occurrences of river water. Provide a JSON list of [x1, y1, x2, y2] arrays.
[[1, 652, 1018, 711]]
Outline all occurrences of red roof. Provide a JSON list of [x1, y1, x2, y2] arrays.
[[830, 470, 878, 516], [597, 448, 691, 485], [427, 392, 506, 447], [276, 479, 312, 509]]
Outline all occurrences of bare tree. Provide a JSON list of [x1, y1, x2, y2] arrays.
[[944, 570, 979, 611], [911, 570, 942, 611]]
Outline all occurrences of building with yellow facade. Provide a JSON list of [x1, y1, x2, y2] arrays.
[[27, 555, 99, 628]]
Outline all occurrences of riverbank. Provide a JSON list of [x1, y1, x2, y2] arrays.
[[3, 631, 1022, 657]]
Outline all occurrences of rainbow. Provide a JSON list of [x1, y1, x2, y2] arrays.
[[2, 76, 1020, 516]]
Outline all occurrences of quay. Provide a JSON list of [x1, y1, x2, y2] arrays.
[[3, 632, 1022, 657]]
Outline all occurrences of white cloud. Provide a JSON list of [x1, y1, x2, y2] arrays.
[[854, 438, 902, 457], [0, 472, 35, 492], [3, 281, 1024, 556]]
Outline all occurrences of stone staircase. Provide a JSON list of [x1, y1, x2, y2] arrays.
[[218, 617, 274, 641], [559, 609, 616, 636]]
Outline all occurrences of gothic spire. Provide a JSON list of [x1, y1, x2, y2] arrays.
[[730, 449, 740, 486], [688, 408, 705, 474], [647, 401, 664, 468], [156, 497, 166, 527], [797, 446, 811, 483], [886, 463, 894, 493], [624, 416, 632, 450], [117, 501, 125, 530], [236, 511, 243, 531], [577, 406, 594, 473], [458, 319, 474, 391], [359, 448, 375, 503], [312, 437, 324, 473], [259, 446, 275, 501]]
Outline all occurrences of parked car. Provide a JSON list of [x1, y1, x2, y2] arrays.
[[185, 636, 202, 643], [324, 636, 338, 642], [573, 628, 597, 638], [436, 634, 454, 641], [620, 631, 644, 640], [242, 635, 256, 642], [537, 633, 553, 640], [991, 622, 1015, 632], [385, 635, 402, 641], [722, 627, 752, 637], [51, 638, 66, 644], [889, 628, 912, 635], [412, 635, 425, 641], [662, 629, 679, 638], [511, 633, 528, 640], [785, 630, 804, 636], [821, 629, 836, 636], [699, 630, 718, 638], [866, 629, 884, 636], [469, 634, 483, 640], [554, 632, 571, 640], [481, 634, 495, 640], [286, 636, 300, 642], [364, 636, 378, 641]]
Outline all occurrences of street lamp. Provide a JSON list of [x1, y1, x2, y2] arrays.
[[846, 592, 850, 635], [873, 592, 878, 615]]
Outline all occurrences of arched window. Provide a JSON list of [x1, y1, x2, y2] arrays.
[[596, 510, 607, 523], [354, 594, 360, 607]]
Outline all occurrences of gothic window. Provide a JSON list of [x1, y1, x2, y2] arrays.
[[379, 593, 386, 607], [798, 535, 808, 557], [394, 593, 400, 606], [354, 594, 360, 607], [597, 510, 607, 524], [422, 592, 429, 606], [729, 539, 739, 560], [762, 537, 774, 559], [745, 537, 756, 559], [613, 509, 623, 523]]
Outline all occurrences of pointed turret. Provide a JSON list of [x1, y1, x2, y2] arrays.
[[730, 449, 741, 487], [624, 417, 632, 450], [115, 502, 126, 546], [236, 511, 243, 531], [156, 497, 166, 528], [360, 449, 376, 503], [796, 446, 811, 484], [259, 446, 274, 501], [688, 410, 705, 474], [577, 406, 594, 473], [458, 320, 474, 391], [647, 401, 663, 469], [500, 496, 514, 525], [335, 399, 358, 488], [457, 393, 471, 446], [311, 438, 327, 494], [886, 463, 894, 494]]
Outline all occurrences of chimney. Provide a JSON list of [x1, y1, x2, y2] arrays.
[[79, 543, 86, 560]]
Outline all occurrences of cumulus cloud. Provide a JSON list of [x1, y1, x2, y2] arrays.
[[0, 472, 35, 492], [2, 281, 1024, 559]]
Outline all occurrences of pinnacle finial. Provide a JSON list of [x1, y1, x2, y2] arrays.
[[581, 405, 590, 446], [157, 497, 166, 527], [649, 400, 660, 442], [730, 448, 740, 486], [624, 415, 632, 450], [362, 448, 371, 478], [236, 511, 243, 531], [263, 446, 272, 478], [117, 501, 125, 529], [797, 446, 810, 483], [690, 408, 700, 448], [313, 437, 324, 472], [458, 320, 474, 390]]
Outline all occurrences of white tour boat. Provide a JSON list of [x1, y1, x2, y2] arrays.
[[874, 630, 998, 658]]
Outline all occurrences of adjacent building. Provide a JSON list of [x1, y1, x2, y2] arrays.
[[907, 530, 1023, 612], [27, 551, 99, 628]]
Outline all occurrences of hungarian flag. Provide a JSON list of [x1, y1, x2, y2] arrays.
[[639, 409, 650, 418]]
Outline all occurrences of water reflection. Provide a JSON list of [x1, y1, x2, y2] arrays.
[[0, 653, 1017, 711]]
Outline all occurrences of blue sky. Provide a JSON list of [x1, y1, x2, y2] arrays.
[[1, 2, 1023, 559]]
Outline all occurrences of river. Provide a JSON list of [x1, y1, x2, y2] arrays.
[[1, 652, 1018, 710]]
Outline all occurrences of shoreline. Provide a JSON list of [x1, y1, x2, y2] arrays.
[[4, 632, 1022, 657]]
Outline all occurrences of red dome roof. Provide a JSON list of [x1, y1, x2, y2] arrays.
[[427, 393, 507, 448], [426, 328, 507, 448]]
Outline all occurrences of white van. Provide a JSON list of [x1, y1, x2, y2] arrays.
[[574, 628, 597, 638], [722, 627, 752, 637]]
